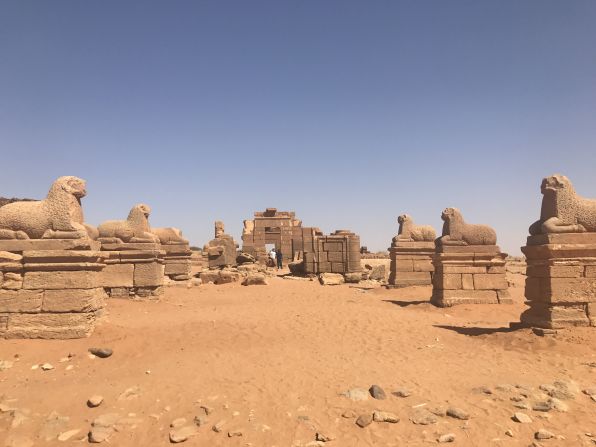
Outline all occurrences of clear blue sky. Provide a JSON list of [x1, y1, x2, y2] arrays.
[[1, 1, 595, 254]]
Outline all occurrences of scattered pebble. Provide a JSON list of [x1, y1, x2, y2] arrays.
[[369, 384, 386, 400], [392, 388, 411, 398], [169, 425, 197, 443], [316, 432, 336, 442], [410, 408, 438, 425], [446, 407, 469, 420], [535, 429, 555, 440], [41, 363, 54, 371], [373, 411, 399, 423], [88, 348, 113, 359], [228, 430, 242, 437], [438, 433, 456, 443], [212, 420, 226, 433], [58, 429, 81, 441], [342, 388, 369, 402], [512, 412, 532, 423], [87, 396, 104, 408], [170, 418, 187, 428], [355, 413, 373, 428]]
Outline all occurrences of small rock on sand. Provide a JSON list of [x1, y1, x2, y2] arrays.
[[169, 425, 197, 443], [446, 407, 469, 420], [535, 429, 555, 440], [512, 412, 532, 423], [87, 396, 104, 408], [355, 414, 373, 428], [438, 433, 456, 443], [88, 348, 113, 359], [373, 411, 399, 423], [369, 384, 386, 400]]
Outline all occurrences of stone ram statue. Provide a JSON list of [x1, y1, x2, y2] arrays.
[[437, 207, 497, 246], [529, 174, 596, 235], [98, 203, 160, 243], [151, 227, 188, 244], [392, 214, 436, 245], [0, 176, 96, 240]]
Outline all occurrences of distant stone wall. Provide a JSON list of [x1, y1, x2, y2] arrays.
[[304, 230, 361, 274]]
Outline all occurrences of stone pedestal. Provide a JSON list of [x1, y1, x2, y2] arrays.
[[161, 242, 192, 281], [0, 239, 107, 339], [388, 241, 434, 287], [431, 245, 510, 307], [98, 240, 164, 298], [521, 233, 596, 328]]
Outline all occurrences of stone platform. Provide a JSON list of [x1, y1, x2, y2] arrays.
[[431, 245, 510, 307], [0, 239, 107, 339], [521, 233, 596, 328], [388, 241, 434, 287], [161, 242, 192, 281], [98, 240, 164, 298]]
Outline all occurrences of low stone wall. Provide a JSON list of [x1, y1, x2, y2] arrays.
[[304, 230, 361, 274], [0, 239, 107, 339]]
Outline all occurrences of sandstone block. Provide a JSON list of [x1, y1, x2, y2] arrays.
[[473, 274, 508, 290], [432, 289, 498, 307], [434, 274, 462, 290], [462, 274, 474, 290], [42, 288, 105, 312], [23, 271, 100, 289], [3, 312, 98, 339], [99, 263, 134, 288], [133, 262, 164, 287], [0, 290, 43, 312]]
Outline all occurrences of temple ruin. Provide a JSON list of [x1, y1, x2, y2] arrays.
[[521, 174, 596, 328], [431, 207, 510, 307], [203, 221, 238, 268], [388, 214, 436, 287]]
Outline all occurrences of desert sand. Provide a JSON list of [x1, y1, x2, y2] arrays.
[[1, 267, 596, 446]]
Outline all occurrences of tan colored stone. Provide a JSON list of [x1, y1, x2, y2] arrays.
[[98, 204, 160, 243], [42, 288, 105, 312], [3, 312, 97, 339], [0, 251, 22, 262], [434, 274, 462, 290], [432, 289, 499, 307], [462, 274, 474, 290], [2, 272, 23, 289], [23, 271, 99, 290], [392, 214, 436, 245], [529, 174, 596, 235], [133, 262, 164, 287], [473, 273, 508, 290], [21, 250, 104, 263], [437, 208, 497, 246], [0, 176, 93, 240], [0, 290, 42, 312], [98, 263, 134, 288]]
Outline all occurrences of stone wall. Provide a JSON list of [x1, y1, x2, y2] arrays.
[[303, 230, 361, 274]]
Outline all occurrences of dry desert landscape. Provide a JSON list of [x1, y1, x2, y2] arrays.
[[2, 264, 596, 447]]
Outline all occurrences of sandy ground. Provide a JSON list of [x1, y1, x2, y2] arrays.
[[2, 269, 596, 446]]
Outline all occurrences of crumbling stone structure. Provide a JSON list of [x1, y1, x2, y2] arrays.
[[0, 177, 107, 339], [152, 227, 192, 281], [522, 174, 596, 328], [97, 204, 164, 298], [242, 208, 304, 263], [431, 208, 510, 307], [303, 230, 361, 274], [203, 221, 237, 268], [388, 214, 436, 287]]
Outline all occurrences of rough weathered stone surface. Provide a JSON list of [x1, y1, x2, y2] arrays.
[[522, 179, 596, 329], [437, 208, 497, 246], [98, 204, 159, 243], [319, 273, 345, 286], [0, 176, 95, 240], [241, 273, 268, 286], [42, 288, 106, 312], [432, 244, 509, 307], [204, 221, 238, 268], [392, 214, 436, 244]]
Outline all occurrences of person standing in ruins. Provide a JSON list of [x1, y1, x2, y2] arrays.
[[269, 248, 277, 267], [276, 249, 283, 269]]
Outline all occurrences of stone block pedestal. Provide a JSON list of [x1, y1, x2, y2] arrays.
[[431, 245, 510, 307], [521, 233, 596, 328], [98, 240, 164, 298], [0, 239, 107, 339], [388, 241, 434, 287], [161, 242, 192, 281]]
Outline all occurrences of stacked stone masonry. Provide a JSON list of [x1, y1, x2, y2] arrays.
[[0, 239, 108, 339], [242, 208, 305, 264], [304, 230, 361, 274], [431, 245, 510, 306], [98, 240, 164, 298], [388, 214, 436, 287], [521, 174, 596, 328], [521, 234, 596, 328], [388, 242, 435, 287]]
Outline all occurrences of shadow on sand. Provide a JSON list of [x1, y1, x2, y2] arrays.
[[434, 324, 524, 336], [383, 299, 430, 307]]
